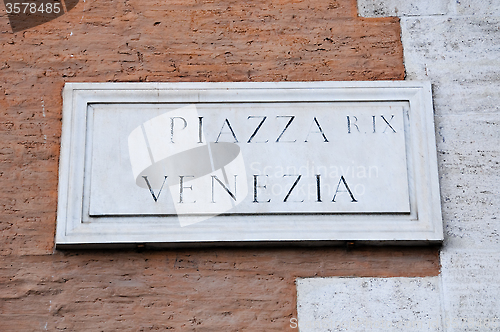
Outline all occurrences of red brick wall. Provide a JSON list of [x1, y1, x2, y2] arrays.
[[0, 0, 436, 330]]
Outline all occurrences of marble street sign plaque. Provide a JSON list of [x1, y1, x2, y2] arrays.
[[56, 82, 443, 247]]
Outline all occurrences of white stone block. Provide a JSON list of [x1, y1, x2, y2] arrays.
[[296, 277, 443, 332], [357, 0, 449, 17], [434, 113, 500, 248], [401, 16, 500, 115], [455, 0, 500, 16], [440, 249, 500, 331], [399, 12, 500, 332]]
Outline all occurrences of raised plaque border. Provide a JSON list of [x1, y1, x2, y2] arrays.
[[56, 81, 443, 248]]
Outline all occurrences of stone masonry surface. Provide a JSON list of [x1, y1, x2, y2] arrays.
[[0, 0, 438, 330]]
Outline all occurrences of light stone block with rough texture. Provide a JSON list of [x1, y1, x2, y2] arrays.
[[436, 113, 500, 331], [401, 17, 500, 115], [455, 0, 500, 16], [357, 0, 449, 17], [440, 249, 500, 331], [296, 277, 443, 332], [435, 113, 500, 248], [400, 18, 500, 329]]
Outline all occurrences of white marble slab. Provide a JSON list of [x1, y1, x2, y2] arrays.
[[56, 82, 442, 246]]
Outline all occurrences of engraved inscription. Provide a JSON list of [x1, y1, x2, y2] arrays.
[[89, 102, 411, 216]]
